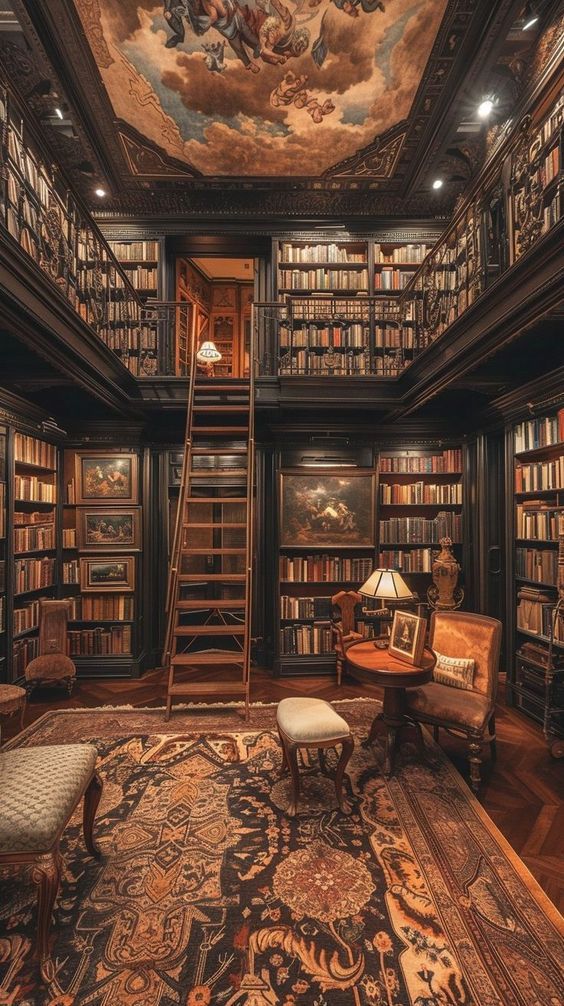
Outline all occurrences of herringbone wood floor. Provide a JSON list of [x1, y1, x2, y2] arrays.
[[4, 669, 563, 913]]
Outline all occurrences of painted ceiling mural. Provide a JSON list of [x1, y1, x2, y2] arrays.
[[76, 0, 449, 177]]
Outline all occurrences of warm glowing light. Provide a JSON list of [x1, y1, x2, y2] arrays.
[[477, 98, 494, 119], [94, 187, 107, 198], [432, 179, 443, 190]]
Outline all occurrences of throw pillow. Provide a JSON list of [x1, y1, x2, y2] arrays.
[[432, 651, 475, 690]]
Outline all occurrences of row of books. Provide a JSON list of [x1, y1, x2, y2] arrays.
[[13, 598, 41, 635], [543, 145, 560, 185], [379, 512, 462, 543], [374, 269, 415, 291], [280, 595, 332, 619], [379, 482, 462, 505], [12, 636, 38, 678], [515, 504, 561, 540], [14, 434, 56, 469], [63, 560, 79, 583], [378, 549, 433, 572], [290, 299, 372, 322], [515, 457, 564, 493], [0, 484, 4, 538], [13, 512, 55, 526], [280, 555, 374, 582], [0, 595, 4, 633], [375, 243, 429, 264], [67, 625, 132, 656], [280, 622, 334, 655], [540, 96, 563, 144], [123, 268, 158, 290], [280, 270, 368, 291], [515, 547, 558, 585], [280, 324, 367, 347], [516, 586, 560, 641], [63, 528, 77, 548], [14, 524, 55, 553], [6, 129, 52, 206], [14, 475, 56, 503], [514, 412, 564, 453], [280, 243, 366, 264], [380, 450, 462, 473], [543, 191, 560, 233], [63, 594, 134, 621], [279, 352, 370, 375], [14, 557, 55, 594], [108, 240, 159, 260], [375, 326, 414, 349]]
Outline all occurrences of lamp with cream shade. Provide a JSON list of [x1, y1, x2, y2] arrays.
[[359, 568, 414, 648], [196, 340, 222, 376]]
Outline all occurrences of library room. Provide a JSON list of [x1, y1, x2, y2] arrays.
[[0, 0, 562, 1002]]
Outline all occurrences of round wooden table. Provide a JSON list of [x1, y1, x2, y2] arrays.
[[346, 642, 436, 777]]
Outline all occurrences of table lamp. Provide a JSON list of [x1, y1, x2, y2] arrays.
[[359, 568, 414, 649], [196, 340, 222, 376]]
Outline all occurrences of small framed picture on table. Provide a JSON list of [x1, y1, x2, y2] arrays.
[[388, 610, 427, 666]]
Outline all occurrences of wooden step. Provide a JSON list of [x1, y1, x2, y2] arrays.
[[174, 625, 245, 636], [168, 681, 247, 695], [191, 450, 246, 458], [171, 652, 245, 665], [190, 470, 247, 478], [193, 406, 249, 413], [195, 384, 249, 393], [178, 573, 246, 581], [182, 547, 246, 555], [186, 497, 247, 504], [183, 523, 247, 529], [192, 427, 248, 435], [176, 600, 247, 609]]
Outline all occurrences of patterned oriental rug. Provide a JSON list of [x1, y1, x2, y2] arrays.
[[1, 701, 563, 1006]]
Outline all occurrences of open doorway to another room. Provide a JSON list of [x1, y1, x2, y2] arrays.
[[176, 256, 255, 378]]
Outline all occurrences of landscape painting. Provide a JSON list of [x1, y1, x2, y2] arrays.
[[281, 473, 374, 547], [76, 453, 138, 504], [77, 509, 141, 551], [75, 0, 449, 176], [80, 557, 135, 592]]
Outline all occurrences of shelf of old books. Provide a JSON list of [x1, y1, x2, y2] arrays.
[[0, 427, 6, 679], [510, 91, 563, 263], [511, 403, 564, 724]]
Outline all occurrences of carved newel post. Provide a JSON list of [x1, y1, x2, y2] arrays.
[[427, 536, 464, 611]]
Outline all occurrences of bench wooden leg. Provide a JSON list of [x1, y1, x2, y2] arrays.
[[334, 735, 354, 813], [83, 773, 103, 859], [32, 849, 61, 968], [279, 732, 300, 817]]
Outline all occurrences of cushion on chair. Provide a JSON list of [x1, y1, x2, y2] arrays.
[[0, 744, 97, 853], [405, 681, 491, 730], [430, 613, 501, 699], [432, 651, 475, 690], [277, 697, 350, 743], [25, 654, 76, 682]]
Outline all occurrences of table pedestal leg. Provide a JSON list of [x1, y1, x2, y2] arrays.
[[381, 687, 406, 778]]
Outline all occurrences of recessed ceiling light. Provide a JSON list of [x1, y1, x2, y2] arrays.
[[477, 98, 494, 119], [54, 107, 64, 120], [432, 178, 443, 190], [94, 187, 107, 198]]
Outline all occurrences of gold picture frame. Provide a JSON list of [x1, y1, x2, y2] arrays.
[[280, 473, 375, 549], [76, 508, 141, 552], [388, 610, 427, 666], [79, 556, 135, 593], [75, 452, 138, 505]]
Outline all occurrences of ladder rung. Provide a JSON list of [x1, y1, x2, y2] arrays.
[[186, 497, 247, 504], [191, 448, 248, 455], [182, 547, 246, 554], [175, 625, 245, 636], [176, 600, 247, 609], [168, 681, 247, 694], [183, 523, 247, 529], [193, 406, 248, 413], [190, 470, 247, 477], [178, 574, 246, 581], [195, 383, 249, 392], [171, 652, 245, 666], [192, 427, 248, 434]]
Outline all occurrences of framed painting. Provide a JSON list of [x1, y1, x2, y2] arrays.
[[75, 452, 138, 505], [79, 556, 135, 593], [388, 610, 427, 666], [77, 508, 141, 551], [280, 473, 374, 548]]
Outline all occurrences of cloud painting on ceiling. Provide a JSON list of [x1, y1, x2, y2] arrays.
[[76, 0, 448, 177]]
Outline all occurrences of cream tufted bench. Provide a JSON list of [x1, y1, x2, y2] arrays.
[[0, 743, 102, 972], [276, 697, 354, 816]]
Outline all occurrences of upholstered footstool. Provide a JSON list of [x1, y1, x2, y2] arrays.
[[276, 697, 354, 816], [0, 684, 26, 739], [0, 744, 102, 973]]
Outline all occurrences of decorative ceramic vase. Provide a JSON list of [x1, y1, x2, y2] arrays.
[[427, 536, 463, 610]]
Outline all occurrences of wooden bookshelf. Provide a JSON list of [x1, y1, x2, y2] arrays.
[[510, 92, 563, 263], [0, 427, 6, 681], [508, 403, 564, 727], [107, 239, 162, 376], [377, 448, 464, 588]]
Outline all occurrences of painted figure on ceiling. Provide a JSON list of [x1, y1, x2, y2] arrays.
[[243, 0, 310, 65], [164, 0, 262, 72], [312, 0, 385, 67]]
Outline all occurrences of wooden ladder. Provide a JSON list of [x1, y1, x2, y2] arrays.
[[163, 310, 255, 720]]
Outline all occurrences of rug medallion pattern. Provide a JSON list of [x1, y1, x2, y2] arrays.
[[0, 703, 562, 1006]]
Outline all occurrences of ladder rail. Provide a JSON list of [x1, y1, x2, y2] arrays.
[[242, 304, 257, 702], [162, 303, 199, 666]]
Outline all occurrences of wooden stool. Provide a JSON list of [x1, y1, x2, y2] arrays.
[[0, 684, 26, 740], [276, 697, 354, 816]]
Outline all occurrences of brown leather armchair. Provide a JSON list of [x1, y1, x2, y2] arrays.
[[404, 610, 502, 792], [331, 590, 363, 686], [25, 599, 76, 696]]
